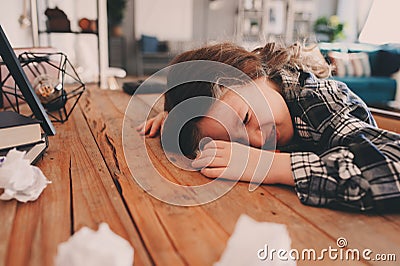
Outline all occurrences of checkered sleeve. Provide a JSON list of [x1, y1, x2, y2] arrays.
[[283, 73, 400, 211], [291, 129, 400, 211]]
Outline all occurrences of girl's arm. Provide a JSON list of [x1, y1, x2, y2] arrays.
[[192, 132, 400, 212], [192, 140, 294, 186]]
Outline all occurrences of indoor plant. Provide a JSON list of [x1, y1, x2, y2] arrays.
[[313, 15, 345, 42]]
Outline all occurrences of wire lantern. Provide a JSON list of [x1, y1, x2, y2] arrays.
[[0, 52, 85, 123]]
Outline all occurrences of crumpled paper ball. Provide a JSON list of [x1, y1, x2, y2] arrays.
[[55, 223, 134, 266], [0, 148, 51, 202], [214, 215, 295, 266]]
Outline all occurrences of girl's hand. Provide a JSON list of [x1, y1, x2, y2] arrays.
[[191, 140, 294, 186], [136, 111, 168, 137]]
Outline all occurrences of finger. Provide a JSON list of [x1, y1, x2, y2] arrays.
[[160, 121, 165, 135], [136, 120, 148, 131], [159, 112, 167, 134], [192, 156, 227, 169], [141, 118, 156, 135], [160, 111, 168, 119], [199, 145, 231, 161], [200, 167, 226, 179], [196, 148, 219, 159], [138, 124, 148, 135], [137, 124, 149, 135], [149, 117, 163, 137], [150, 114, 166, 136], [136, 123, 144, 132], [202, 140, 229, 151]]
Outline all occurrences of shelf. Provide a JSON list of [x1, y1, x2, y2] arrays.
[[242, 9, 264, 13], [236, 0, 316, 44], [38, 30, 98, 35], [36, 0, 104, 86]]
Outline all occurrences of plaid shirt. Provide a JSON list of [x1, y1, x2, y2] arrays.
[[280, 71, 400, 211]]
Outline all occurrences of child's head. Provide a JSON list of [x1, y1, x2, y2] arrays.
[[162, 42, 328, 158]]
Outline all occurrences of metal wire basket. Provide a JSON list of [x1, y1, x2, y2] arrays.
[[0, 51, 85, 123]]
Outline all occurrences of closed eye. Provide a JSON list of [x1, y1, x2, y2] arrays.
[[243, 111, 249, 125]]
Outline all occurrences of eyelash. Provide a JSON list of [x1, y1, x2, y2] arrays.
[[243, 111, 249, 125]]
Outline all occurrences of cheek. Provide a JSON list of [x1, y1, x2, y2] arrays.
[[251, 105, 274, 126], [250, 108, 274, 133], [247, 118, 278, 148], [247, 127, 264, 148]]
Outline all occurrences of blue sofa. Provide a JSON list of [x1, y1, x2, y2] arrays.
[[319, 42, 400, 106]]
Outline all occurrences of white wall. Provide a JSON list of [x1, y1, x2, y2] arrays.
[[0, 1, 33, 47], [206, 0, 238, 41], [315, 0, 338, 17], [135, 0, 193, 41]]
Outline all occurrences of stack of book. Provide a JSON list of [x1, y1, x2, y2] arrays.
[[0, 111, 48, 164]]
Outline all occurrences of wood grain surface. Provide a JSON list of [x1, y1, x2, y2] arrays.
[[0, 85, 398, 266]]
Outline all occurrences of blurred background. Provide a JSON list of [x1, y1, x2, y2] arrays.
[[0, 0, 399, 107]]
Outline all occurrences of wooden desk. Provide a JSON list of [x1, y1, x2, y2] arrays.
[[1, 85, 399, 266]]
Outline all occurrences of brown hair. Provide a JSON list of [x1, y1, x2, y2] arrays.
[[162, 42, 330, 158]]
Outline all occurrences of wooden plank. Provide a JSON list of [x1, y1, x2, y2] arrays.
[[3, 123, 72, 266], [373, 114, 400, 134], [79, 88, 225, 265], [80, 88, 184, 265], [66, 92, 152, 266], [371, 108, 400, 134], [81, 90, 367, 265], [137, 138, 229, 265], [0, 201, 16, 266], [0, 102, 71, 265], [382, 213, 400, 228], [265, 185, 400, 265]]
